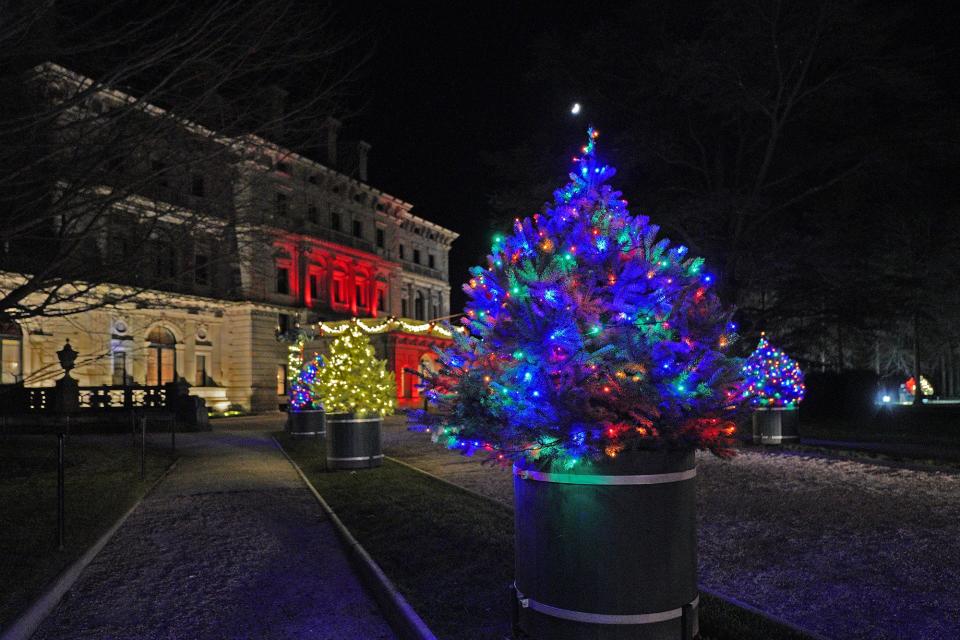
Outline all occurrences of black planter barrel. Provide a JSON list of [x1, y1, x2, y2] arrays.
[[513, 450, 698, 640], [751, 408, 799, 445], [286, 409, 325, 436], [324, 413, 383, 470]]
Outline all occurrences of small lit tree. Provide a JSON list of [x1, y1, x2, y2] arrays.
[[287, 333, 323, 411], [741, 334, 805, 408], [313, 324, 395, 417], [905, 376, 933, 397]]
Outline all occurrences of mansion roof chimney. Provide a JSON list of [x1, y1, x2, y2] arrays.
[[265, 86, 288, 140], [323, 117, 341, 168], [357, 140, 371, 182]]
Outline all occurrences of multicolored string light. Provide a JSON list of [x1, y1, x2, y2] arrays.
[[287, 332, 323, 411], [410, 128, 745, 468]]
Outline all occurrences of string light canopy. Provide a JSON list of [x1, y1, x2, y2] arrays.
[[410, 128, 745, 469], [313, 316, 461, 338], [741, 334, 805, 409]]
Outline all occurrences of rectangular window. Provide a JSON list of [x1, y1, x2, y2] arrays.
[[353, 220, 363, 238], [194, 253, 209, 285], [152, 160, 169, 188], [399, 244, 405, 260], [377, 290, 386, 312], [1, 337, 20, 384], [413, 249, 421, 264], [334, 278, 346, 304], [156, 243, 176, 279], [428, 254, 436, 269], [275, 192, 288, 216], [331, 211, 341, 232], [376, 228, 385, 248], [277, 365, 287, 396], [276, 266, 290, 294], [146, 348, 176, 386], [308, 274, 319, 301], [307, 204, 318, 223], [277, 313, 291, 334], [401, 298, 408, 317], [191, 173, 205, 197], [112, 351, 127, 385], [195, 355, 209, 386], [355, 281, 368, 308]]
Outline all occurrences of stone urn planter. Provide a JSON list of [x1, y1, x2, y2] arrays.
[[286, 409, 325, 436], [512, 450, 699, 640], [324, 413, 383, 469], [751, 407, 799, 445]]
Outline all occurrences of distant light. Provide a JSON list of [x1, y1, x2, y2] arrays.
[[570, 102, 581, 115], [882, 395, 892, 403]]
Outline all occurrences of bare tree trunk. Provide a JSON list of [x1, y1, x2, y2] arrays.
[[948, 344, 955, 398], [912, 311, 923, 405], [941, 351, 947, 399], [836, 322, 845, 372]]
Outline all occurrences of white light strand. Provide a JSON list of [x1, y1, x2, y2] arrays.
[[312, 316, 462, 338]]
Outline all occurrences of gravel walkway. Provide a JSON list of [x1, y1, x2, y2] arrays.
[[383, 418, 960, 640], [33, 427, 395, 640]]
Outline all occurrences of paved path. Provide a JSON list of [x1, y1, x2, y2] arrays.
[[33, 423, 395, 640]]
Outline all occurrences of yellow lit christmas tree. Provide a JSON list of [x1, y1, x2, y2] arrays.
[[313, 323, 395, 417]]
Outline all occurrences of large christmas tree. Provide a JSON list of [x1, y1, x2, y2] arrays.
[[741, 334, 805, 408], [313, 323, 395, 417], [412, 129, 745, 468]]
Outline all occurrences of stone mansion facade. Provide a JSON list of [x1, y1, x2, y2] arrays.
[[0, 64, 457, 412]]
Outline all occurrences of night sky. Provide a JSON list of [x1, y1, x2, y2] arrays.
[[339, 1, 960, 312], [341, 2, 591, 310]]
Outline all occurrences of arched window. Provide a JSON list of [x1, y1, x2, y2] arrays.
[[146, 327, 177, 386], [414, 290, 425, 321], [0, 321, 23, 384]]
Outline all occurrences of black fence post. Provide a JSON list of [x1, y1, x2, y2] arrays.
[[57, 431, 65, 551], [140, 416, 146, 480]]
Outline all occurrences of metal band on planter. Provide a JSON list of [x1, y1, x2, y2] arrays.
[[514, 466, 696, 485], [286, 409, 326, 436], [512, 450, 698, 640], [752, 407, 800, 445], [515, 585, 699, 625], [325, 414, 384, 470]]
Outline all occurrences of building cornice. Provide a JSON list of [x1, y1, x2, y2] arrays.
[[33, 62, 459, 242]]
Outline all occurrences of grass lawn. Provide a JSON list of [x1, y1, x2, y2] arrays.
[[0, 433, 174, 628], [277, 433, 813, 640]]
